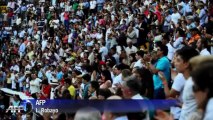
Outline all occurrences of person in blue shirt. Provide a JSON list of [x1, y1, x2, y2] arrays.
[[56, 67, 63, 81], [149, 44, 171, 99], [82, 74, 91, 99], [97, 0, 105, 12]]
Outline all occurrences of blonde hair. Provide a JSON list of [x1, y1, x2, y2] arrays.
[[189, 55, 213, 71]]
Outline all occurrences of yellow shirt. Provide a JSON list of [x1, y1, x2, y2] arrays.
[[68, 85, 76, 99]]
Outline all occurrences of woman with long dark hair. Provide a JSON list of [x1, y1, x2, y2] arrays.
[[99, 70, 112, 89]]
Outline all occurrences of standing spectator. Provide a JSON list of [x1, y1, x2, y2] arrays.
[[149, 44, 170, 99], [82, 74, 91, 99], [30, 73, 41, 99]]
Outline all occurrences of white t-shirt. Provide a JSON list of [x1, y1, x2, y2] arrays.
[[16, 18, 22, 25], [179, 77, 197, 120], [90, 1, 97, 9], [200, 48, 210, 56], [170, 73, 186, 119], [30, 78, 41, 94], [173, 37, 184, 50], [99, 46, 108, 60], [125, 46, 138, 55], [134, 59, 144, 68], [112, 73, 122, 87], [204, 98, 213, 120], [166, 43, 175, 61], [171, 12, 181, 25]]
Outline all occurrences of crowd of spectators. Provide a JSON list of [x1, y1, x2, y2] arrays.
[[0, 0, 213, 120]]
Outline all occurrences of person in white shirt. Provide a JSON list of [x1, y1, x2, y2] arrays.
[[196, 38, 211, 56], [126, 26, 137, 44], [7, 0, 16, 10], [171, 7, 181, 26], [189, 56, 213, 120], [30, 73, 41, 99], [133, 50, 144, 68], [174, 47, 199, 120], [112, 64, 123, 88], [99, 42, 108, 61], [121, 75, 150, 120], [90, 0, 97, 14], [41, 39, 48, 51], [171, 28, 185, 50], [125, 40, 138, 56]]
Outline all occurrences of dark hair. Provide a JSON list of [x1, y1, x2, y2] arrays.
[[90, 81, 100, 94], [176, 47, 199, 62], [159, 44, 168, 56], [133, 68, 154, 99], [200, 37, 209, 49], [62, 89, 72, 99], [57, 113, 66, 120], [64, 78, 72, 85], [101, 70, 112, 83], [136, 50, 144, 58], [82, 74, 91, 82], [98, 89, 112, 99], [176, 27, 185, 37], [129, 53, 136, 62], [41, 79, 49, 85]]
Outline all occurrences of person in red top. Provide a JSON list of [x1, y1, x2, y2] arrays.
[[39, 79, 51, 99], [7, 8, 14, 26], [63, 11, 69, 30]]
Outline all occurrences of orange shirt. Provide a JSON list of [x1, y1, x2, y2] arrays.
[[188, 34, 200, 45]]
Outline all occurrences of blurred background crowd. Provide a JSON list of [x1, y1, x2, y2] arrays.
[[0, 0, 213, 120]]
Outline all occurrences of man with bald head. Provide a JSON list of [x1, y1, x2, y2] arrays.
[[103, 95, 128, 120]]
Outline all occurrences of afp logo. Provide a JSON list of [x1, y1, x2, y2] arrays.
[[6, 100, 33, 114]]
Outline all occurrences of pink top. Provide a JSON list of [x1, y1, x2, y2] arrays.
[[64, 12, 69, 20]]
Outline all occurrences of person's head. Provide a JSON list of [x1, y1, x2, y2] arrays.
[[82, 74, 91, 84], [132, 67, 153, 98], [173, 7, 178, 13], [74, 107, 101, 120], [101, 70, 112, 82], [135, 50, 144, 60], [175, 47, 199, 73], [72, 69, 82, 77], [62, 89, 72, 99], [121, 69, 132, 81], [175, 28, 185, 37], [41, 79, 49, 87], [156, 44, 168, 58], [31, 73, 37, 79], [64, 78, 72, 88], [110, 47, 116, 55], [98, 88, 112, 100], [190, 28, 199, 36], [186, 16, 193, 24], [13, 95, 21, 101], [26, 113, 33, 120], [89, 81, 99, 95], [129, 53, 136, 62], [196, 38, 208, 51], [121, 75, 142, 99], [114, 64, 124, 75], [103, 96, 126, 120], [190, 56, 213, 110]]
